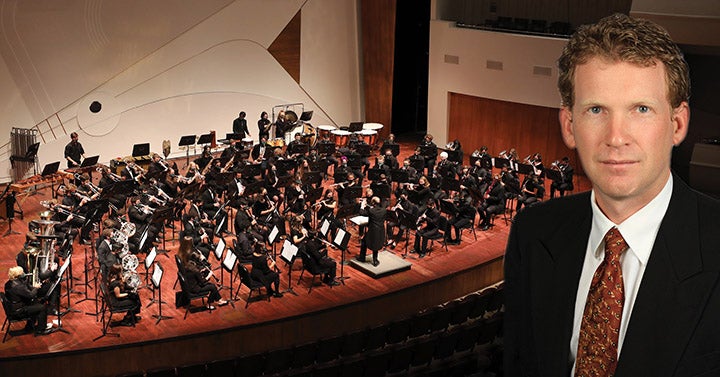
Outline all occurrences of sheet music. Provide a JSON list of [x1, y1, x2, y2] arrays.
[[280, 239, 298, 263], [145, 247, 157, 269], [334, 228, 347, 246], [320, 219, 331, 236], [152, 263, 163, 288], [222, 249, 237, 271], [350, 215, 369, 226], [57, 255, 71, 278], [269, 226, 279, 244], [214, 238, 225, 260]]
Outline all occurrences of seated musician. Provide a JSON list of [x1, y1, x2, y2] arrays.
[[499, 147, 519, 162], [337, 171, 359, 206], [446, 191, 476, 244], [410, 175, 433, 206], [412, 199, 444, 258], [121, 159, 144, 182], [264, 162, 284, 203], [146, 153, 171, 180], [178, 237, 227, 308], [381, 133, 398, 151], [549, 156, 574, 198], [287, 133, 307, 159], [316, 132, 338, 173], [225, 169, 246, 210], [250, 243, 283, 298], [106, 264, 141, 326], [181, 211, 214, 259], [194, 145, 213, 172], [436, 151, 456, 180], [128, 196, 160, 240], [458, 165, 479, 193], [4, 266, 55, 335], [290, 216, 339, 286], [446, 139, 464, 163], [199, 183, 228, 235], [15, 238, 60, 315], [251, 137, 270, 177], [252, 189, 284, 238], [97, 229, 121, 278], [385, 189, 418, 248], [315, 190, 338, 225], [500, 165, 521, 196], [398, 158, 418, 186], [478, 174, 507, 231], [98, 167, 128, 214], [516, 172, 544, 213]]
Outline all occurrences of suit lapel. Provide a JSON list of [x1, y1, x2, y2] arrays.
[[616, 179, 719, 376], [530, 198, 593, 374]]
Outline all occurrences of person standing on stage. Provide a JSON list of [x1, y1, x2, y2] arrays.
[[233, 111, 250, 138], [64, 132, 85, 168], [358, 196, 386, 266], [258, 111, 271, 141]]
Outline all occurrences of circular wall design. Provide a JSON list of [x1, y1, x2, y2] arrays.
[[77, 92, 122, 136]]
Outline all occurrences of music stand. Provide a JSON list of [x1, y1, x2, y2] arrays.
[[289, 143, 309, 156], [221, 245, 238, 307], [279, 240, 299, 296], [132, 143, 150, 158], [420, 145, 437, 159], [444, 149, 462, 164], [348, 122, 364, 132], [242, 163, 263, 178], [9, 142, 40, 173], [410, 158, 424, 171], [367, 168, 384, 182], [400, 212, 419, 258], [144, 247, 158, 298], [150, 206, 175, 256], [545, 168, 562, 182], [332, 227, 351, 282], [276, 160, 298, 174], [48, 254, 72, 334], [493, 157, 510, 169], [317, 142, 336, 155], [151, 262, 173, 324], [333, 171, 348, 184], [197, 133, 213, 146], [40, 161, 60, 176], [517, 163, 534, 176], [300, 110, 313, 121], [301, 171, 322, 187], [389, 169, 409, 184], [336, 203, 360, 220], [439, 199, 459, 216], [345, 186, 363, 202], [381, 143, 400, 157], [370, 183, 391, 199], [441, 178, 461, 193], [226, 133, 243, 141], [80, 155, 100, 168], [178, 135, 197, 168], [356, 144, 371, 157]]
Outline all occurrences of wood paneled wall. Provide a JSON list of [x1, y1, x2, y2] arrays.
[[448, 92, 582, 175], [361, 0, 396, 141]]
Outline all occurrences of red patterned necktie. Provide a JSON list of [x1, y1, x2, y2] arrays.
[[575, 227, 628, 377]]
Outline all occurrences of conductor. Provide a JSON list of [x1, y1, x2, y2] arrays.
[[357, 196, 386, 267]]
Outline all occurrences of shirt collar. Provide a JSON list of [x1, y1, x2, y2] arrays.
[[589, 174, 673, 264]]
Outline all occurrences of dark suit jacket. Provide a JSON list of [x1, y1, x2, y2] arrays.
[[504, 176, 720, 376], [361, 205, 387, 251]]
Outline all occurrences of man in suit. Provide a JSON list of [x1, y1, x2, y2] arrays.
[[504, 14, 720, 376], [358, 196, 386, 266]]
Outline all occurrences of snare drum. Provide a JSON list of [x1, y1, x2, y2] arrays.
[[241, 137, 254, 149], [331, 130, 352, 147], [317, 125, 336, 140], [356, 129, 378, 145], [268, 138, 285, 148]]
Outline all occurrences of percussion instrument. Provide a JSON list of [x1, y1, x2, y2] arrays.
[[331, 130, 352, 147], [285, 110, 299, 125], [356, 129, 378, 146], [268, 138, 285, 148], [241, 137, 254, 149], [286, 123, 316, 146], [362, 122, 383, 132], [317, 125, 336, 140]]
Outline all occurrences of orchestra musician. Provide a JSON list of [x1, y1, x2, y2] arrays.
[[499, 147, 519, 162], [357, 196, 386, 266], [274, 110, 290, 140], [549, 156, 574, 198], [446, 191, 476, 244], [4, 266, 55, 335], [258, 111, 271, 140], [251, 137, 271, 177], [419, 134, 438, 176], [97, 229, 120, 278], [178, 236, 227, 308], [436, 151, 456, 180], [500, 165, 521, 196], [287, 133, 307, 159], [385, 189, 418, 249], [516, 171, 544, 213], [250, 243, 283, 298], [232, 111, 250, 138], [412, 198, 443, 258], [106, 264, 141, 326], [290, 215, 339, 285], [399, 158, 418, 185], [15, 237, 60, 315], [477, 173, 507, 231], [64, 132, 85, 169]]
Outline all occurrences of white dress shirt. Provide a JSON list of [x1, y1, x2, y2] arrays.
[[569, 175, 673, 371]]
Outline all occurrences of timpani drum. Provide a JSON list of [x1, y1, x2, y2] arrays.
[[331, 130, 351, 147], [241, 137, 254, 149], [356, 129, 378, 146], [317, 125, 336, 140]]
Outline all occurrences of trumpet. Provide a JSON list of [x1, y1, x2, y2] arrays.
[[143, 193, 166, 206], [138, 204, 155, 215]]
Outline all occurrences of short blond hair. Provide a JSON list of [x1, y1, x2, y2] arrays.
[[8, 266, 24, 280]]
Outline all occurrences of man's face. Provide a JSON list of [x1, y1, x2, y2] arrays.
[[560, 57, 689, 210]]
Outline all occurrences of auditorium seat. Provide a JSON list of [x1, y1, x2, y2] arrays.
[[362, 349, 392, 376], [449, 296, 473, 327], [470, 287, 494, 319], [385, 316, 412, 345], [408, 309, 435, 338], [264, 347, 293, 375], [340, 328, 366, 358], [363, 324, 388, 351], [408, 335, 437, 370], [486, 283, 504, 314], [386, 342, 414, 375], [455, 319, 483, 353], [312, 361, 341, 377], [175, 362, 207, 377], [477, 315, 503, 347], [316, 334, 343, 363], [235, 352, 265, 377], [204, 358, 235, 377], [433, 327, 460, 360], [339, 356, 365, 377], [429, 303, 454, 333], [144, 366, 176, 377], [290, 341, 318, 370]]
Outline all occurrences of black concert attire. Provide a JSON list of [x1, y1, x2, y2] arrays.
[[436, 157, 457, 180], [4, 278, 49, 333], [184, 261, 222, 303], [549, 162, 574, 198], [448, 197, 476, 243], [64, 139, 84, 169], [15, 251, 60, 310], [200, 186, 228, 235], [413, 206, 444, 257], [386, 197, 418, 246], [478, 180, 506, 230], [233, 115, 250, 137], [250, 253, 281, 295], [358, 204, 387, 265], [274, 117, 290, 140], [108, 276, 141, 322], [258, 116, 271, 140], [516, 176, 544, 212], [292, 228, 336, 283], [501, 170, 522, 197], [420, 140, 438, 176], [97, 238, 120, 278]]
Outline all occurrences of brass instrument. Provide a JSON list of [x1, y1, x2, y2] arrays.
[[138, 203, 156, 215]]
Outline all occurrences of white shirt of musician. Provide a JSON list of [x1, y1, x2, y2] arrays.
[[236, 180, 245, 196]]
